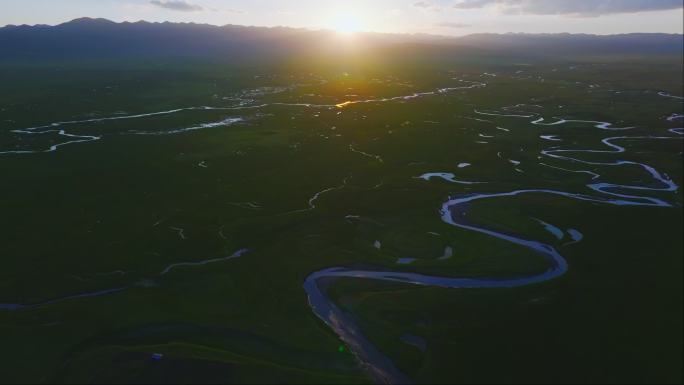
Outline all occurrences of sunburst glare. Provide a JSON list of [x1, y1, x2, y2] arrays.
[[330, 11, 365, 34]]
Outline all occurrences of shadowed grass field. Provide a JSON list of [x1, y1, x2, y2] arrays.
[[0, 54, 682, 383]]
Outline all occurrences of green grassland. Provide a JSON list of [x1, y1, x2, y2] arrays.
[[0, 53, 682, 383]]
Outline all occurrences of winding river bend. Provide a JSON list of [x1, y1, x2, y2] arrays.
[[0, 80, 486, 155], [303, 113, 683, 384]]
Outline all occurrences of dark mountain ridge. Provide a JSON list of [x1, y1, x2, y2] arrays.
[[1, 18, 681, 61]]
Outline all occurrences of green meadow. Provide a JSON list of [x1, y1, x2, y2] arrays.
[[0, 54, 682, 383]]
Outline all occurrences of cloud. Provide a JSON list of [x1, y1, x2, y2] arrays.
[[452, 0, 684, 16], [209, 7, 245, 14], [385, 9, 404, 17], [413, 1, 433, 8], [436, 21, 471, 28], [413, 1, 443, 11], [149, 0, 203, 12]]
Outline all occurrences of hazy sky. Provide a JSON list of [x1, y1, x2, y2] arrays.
[[1, 0, 682, 35]]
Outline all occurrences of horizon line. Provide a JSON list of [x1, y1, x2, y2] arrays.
[[2, 17, 683, 38]]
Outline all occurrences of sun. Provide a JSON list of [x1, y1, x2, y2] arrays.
[[331, 12, 365, 34]]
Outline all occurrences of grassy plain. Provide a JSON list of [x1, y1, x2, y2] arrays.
[[0, 52, 682, 383]]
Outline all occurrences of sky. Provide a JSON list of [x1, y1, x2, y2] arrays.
[[1, 0, 682, 36]]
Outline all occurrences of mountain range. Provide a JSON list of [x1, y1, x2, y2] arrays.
[[1, 18, 682, 60]]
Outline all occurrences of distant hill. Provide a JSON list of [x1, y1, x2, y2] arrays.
[[452, 33, 684, 55], [0, 18, 321, 60], [0, 18, 682, 61]]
